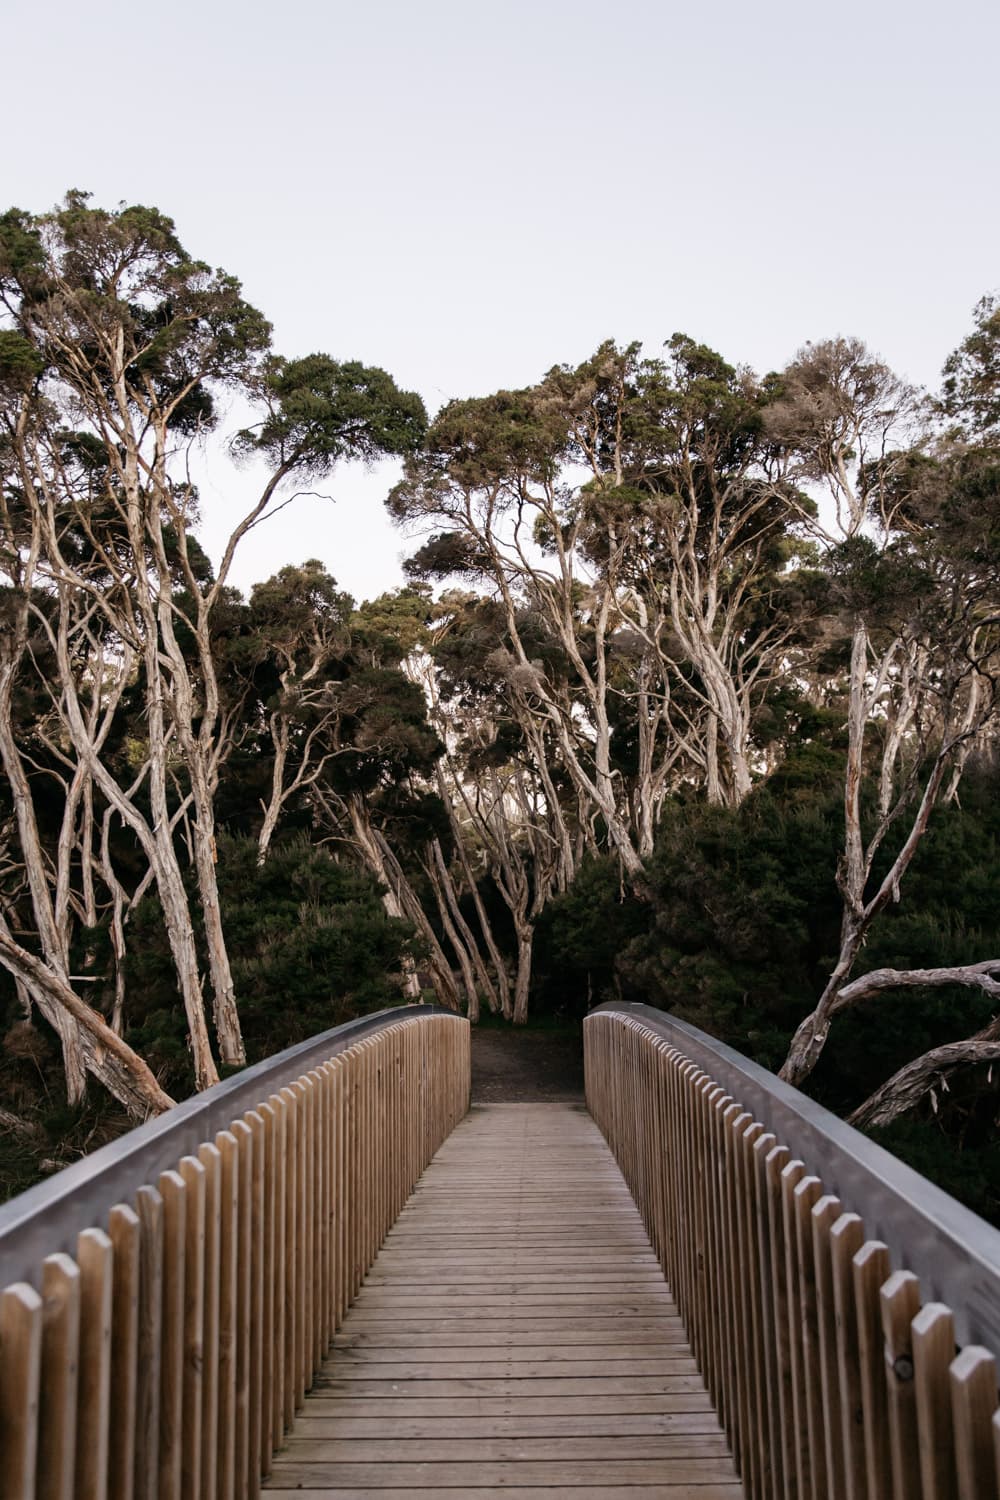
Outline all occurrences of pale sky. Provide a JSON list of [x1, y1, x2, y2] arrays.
[[6, 0, 998, 600]]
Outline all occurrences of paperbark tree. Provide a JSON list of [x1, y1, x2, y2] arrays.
[[766, 340, 1000, 1087], [0, 192, 425, 1096]]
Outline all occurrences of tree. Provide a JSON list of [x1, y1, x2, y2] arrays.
[[765, 337, 1000, 1091], [0, 192, 425, 1100]]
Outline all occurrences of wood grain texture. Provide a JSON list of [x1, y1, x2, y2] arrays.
[[263, 1102, 742, 1496]]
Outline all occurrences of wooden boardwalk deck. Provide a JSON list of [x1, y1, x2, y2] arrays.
[[264, 1101, 743, 1498]]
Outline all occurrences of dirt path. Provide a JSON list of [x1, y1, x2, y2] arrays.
[[470, 1025, 584, 1102]]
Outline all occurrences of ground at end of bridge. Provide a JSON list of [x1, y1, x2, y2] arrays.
[[470, 1024, 584, 1103]]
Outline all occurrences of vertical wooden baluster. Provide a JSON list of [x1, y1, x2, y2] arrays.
[[779, 1163, 809, 1500], [265, 1095, 287, 1450], [308, 1073, 323, 1376], [0, 1282, 42, 1500], [330, 1060, 345, 1332], [37, 1254, 80, 1500], [880, 1269, 922, 1500], [828, 1212, 866, 1500], [690, 1075, 714, 1378], [318, 1066, 333, 1356], [76, 1227, 113, 1500], [759, 1144, 792, 1500], [366, 1041, 377, 1275], [735, 1116, 765, 1499], [244, 1111, 265, 1500], [702, 1082, 727, 1419], [107, 1208, 139, 1500], [746, 1128, 776, 1500], [810, 1194, 846, 1500], [749, 1131, 780, 1500], [133, 1186, 163, 1500], [231, 1118, 253, 1500], [256, 1101, 278, 1476], [853, 1240, 892, 1500], [156, 1171, 186, 1500], [721, 1104, 751, 1469], [291, 1079, 309, 1409], [795, 1175, 828, 1499], [216, 1129, 239, 1500], [176, 1158, 205, 1500], [912, 1303, 959, 1500], [196, 1142, 221, 1500], [278, 1085, 297, 1434], [949, 1346, 999, 1500]]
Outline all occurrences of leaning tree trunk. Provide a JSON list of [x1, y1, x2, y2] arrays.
[[850, 1025, 1000, 1130], [0, 924, 175, 1119]]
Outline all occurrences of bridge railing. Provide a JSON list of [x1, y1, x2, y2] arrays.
[[586, 1002, 1000, 1500], [0, 1005, 470, 1500]]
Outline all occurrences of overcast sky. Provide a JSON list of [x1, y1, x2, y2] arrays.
[[6, 0, 998, 599]]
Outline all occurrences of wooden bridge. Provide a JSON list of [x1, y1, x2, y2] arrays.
[[2, 1004, 1000, 1499]]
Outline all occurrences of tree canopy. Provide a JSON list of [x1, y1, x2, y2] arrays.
[[2, 189, 999, 1222]]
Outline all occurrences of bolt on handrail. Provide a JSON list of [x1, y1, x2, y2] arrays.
[[585, 1002, 1000, 1500], [0, 1005, 470, 1500]]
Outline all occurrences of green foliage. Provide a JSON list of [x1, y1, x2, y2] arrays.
[[243, 354, 426, 477], [941, 292, 1000, 440], [531, 857, 647, 1020], [868, 1116, 1000, 1226], [124, 837, 414, 1093]]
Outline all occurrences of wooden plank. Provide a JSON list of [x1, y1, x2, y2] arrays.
[[262, 1487, 744, 1499], [292, 1412, 728, 1436], [262, 1457, 740, 1485], [276, 1434, 732, 1460]]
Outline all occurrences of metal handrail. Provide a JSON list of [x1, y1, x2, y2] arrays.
[[0, 1003, 452, 1293]]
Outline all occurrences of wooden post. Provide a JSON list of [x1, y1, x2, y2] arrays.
[[828, 1212, 866, 1500], [177, 1157, 206, 1500], [880, 1269, 923, 1500], [853, 1239, 893, 1500], [107, 1207, 140, 1500], [912, 1303, 959, 1500], [156, 1170, 186, 1500], [133, 1187, 163, 1500], [949, 1347, 999, 1500], [75, 1227, 113, 1500], [215, 1129, 239, 1500], [0, 1283, 42, 1500], [196, 1142, 221, 1500], [37, 1254, 80, 1500]]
